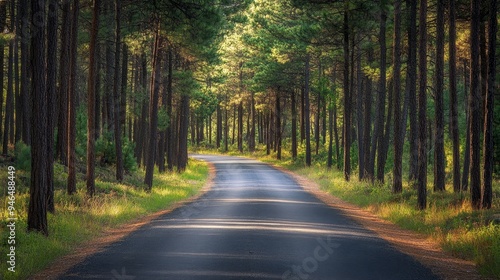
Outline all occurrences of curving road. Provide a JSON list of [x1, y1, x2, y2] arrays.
[[60, 155, 439, 280]]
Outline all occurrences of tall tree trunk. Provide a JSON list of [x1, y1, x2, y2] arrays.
[[449, 0, 460, 192], [67, 0, 79, 195], [0, 2, 5, 145], [356, 48, 365, 180], [392, 0, 403, 193], [363, 52, 373, 179], [134, 54, 147, 166], [238, 101, 243, 153], [87, 0, 100, 197], [461, 59, 470, 191], [469, 0, 482, 209], [407, 0, 418, 181], [372, 2, 387, 182], [216, 104, 222, 149], [3, 12, 14, 155], [291, 90, 297, 159], [417, 0, 428, 210], [166, 47, 174, 171], [378, 79, 393, 181], [315, 89, 320, 155], [178, 94, 190, 171], [304, 55, 311, 166], [433, 0, 445, 192], [144, 29, 162, 190], [275, 91, 282, 160], [249, 92, 256, 151], [113, 0, 123, 181], [56, 0, 70, 163], [95, 43, 101, 140], [28, 0, 48, 236], [369, 5, 387, 182], [481, 0, 496, 209], [46, 0, 58, 213], [343, 10, 351, 181]]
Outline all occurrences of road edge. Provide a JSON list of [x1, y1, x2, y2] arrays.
[[29, 161, 216, 280], [268, 163, 491, 280]]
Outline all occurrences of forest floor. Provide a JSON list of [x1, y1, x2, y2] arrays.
[[0, 155, 211, 280]]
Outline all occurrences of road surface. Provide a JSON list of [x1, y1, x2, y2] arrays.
[[60, 155, 439, 280]]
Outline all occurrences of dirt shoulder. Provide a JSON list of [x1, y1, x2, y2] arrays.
[[30, 162, 216, 280], [272, 164, 491, 280]]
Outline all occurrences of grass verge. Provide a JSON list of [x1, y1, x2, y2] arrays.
[[194, 146, 500, 279], [0, 158, 209, 280]]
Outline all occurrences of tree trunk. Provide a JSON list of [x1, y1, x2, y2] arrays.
[[461, 59, 470, 191], [343, 10, 351, 181], [46, 0, 58, 213], [407, 0, 418, 182], [304, 55, 311, 166], [0, 2, 5, 144], [275, 91, 282, 160], [291, 90, 297, 159], [166, 47, 174, 171], [469, 0, 482, 209], [369, 4, 387, 183], [417, 0, 428, 210], [355, 49, 364, 180], [216, 104, 222, 149], [113, 0, 123, 181], [238, 101, 243, 153], [449, 0, 460, 192], [392, 0, 403, 193], [144, 29, 162, 190], [67, 0, 79, 195], [56, 0, 71, 163], [363, 53, 373, 179], [372, 6, 387, 182], [481, 0, 496, 209], [378, 79, 393, 182], [178, 94, 190, 171], [249, 92, 256, 151], [433, 0, 445, 192], [87, 0, 100, 197], [28, 0, 48, 236], [3, 17, 14, 155]]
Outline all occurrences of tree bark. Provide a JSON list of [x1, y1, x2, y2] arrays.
[[363, 52, 373, 179], [56, 1, 70, 163], [46, 0, 58, 213], [291, 89, 297, 159], [449, 0, 460, 192], [392, 0, 403, 193], [275, 91, 282, 160], [113, 0, 123, 181], [373, 2, 388, 182], [417, 0, 428, 210], [87, 0, 100, 197], [469, 0, 481, 210], [67, 0, 79, 195], [28, 0, 48, 236], [407, 0, 418, 182], [144, 28, 162, 190], [481, 0, 497, 209], [304, 55, 311, 166], [433, 0, 445, 192], [343, 10, 351, 181]]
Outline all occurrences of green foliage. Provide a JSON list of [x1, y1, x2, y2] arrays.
[[157, 107, 170, 131], [14, 142, 31, 172], [95, 131, 137, 172]]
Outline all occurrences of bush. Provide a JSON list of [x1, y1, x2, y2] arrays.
[[95, 131, 137, 172], [14, 141, 31, 171]]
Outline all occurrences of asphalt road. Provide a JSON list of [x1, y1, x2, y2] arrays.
[[60, 155, 439, 280]]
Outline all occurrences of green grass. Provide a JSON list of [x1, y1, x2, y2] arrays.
[[0, 159, 209, 280], [193, 144, 500, 278]]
